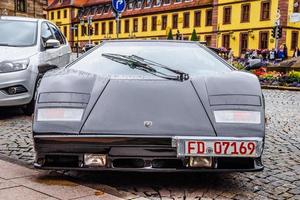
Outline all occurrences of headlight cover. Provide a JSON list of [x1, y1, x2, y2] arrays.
[[0, 59, 29, 73], [37, 108, 84, 122], [214, 110, 261, 124]]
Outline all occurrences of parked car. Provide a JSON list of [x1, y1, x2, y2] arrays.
[[33, 40, 265, 172], [0, 16, 71, 115]]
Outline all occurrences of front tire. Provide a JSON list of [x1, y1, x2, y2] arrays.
[[22, 98, 35, 116]]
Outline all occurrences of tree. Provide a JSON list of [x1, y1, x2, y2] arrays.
[[167, 29, 173, 40], [190, 29, 198, 41]]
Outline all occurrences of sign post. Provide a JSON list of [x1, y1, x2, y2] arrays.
[[112, 0, 126, 39]]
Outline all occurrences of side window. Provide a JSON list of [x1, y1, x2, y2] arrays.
[[48, 23, 66, 45], [41, 22, 55, 44]]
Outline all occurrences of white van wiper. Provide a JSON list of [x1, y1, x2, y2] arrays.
[[102, 53, 189, 81]]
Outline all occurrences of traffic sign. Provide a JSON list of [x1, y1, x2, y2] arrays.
[[112, 0, 126, 13]]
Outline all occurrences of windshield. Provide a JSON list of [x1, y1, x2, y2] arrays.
[[71, 41, 231, 78], [0, 20, 37, 47]]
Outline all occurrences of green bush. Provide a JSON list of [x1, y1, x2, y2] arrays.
[[288, 71, 300, 82]]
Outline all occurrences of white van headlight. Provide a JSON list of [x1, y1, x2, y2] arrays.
[[37, 108, 84, 122], [214, 110, 261, 124], [0, 59, 29, 73]]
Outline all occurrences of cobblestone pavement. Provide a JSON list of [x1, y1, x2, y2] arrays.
[[0, 90, 299, 200]]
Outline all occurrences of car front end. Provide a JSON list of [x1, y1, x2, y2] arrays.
[[32, 41, 265, 172]]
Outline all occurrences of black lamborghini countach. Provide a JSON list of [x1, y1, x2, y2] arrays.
[[33, 40, 265, 172]]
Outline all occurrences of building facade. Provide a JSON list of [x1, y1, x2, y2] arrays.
[[0, 0, 48, 18], [47, 0, 300, 57]]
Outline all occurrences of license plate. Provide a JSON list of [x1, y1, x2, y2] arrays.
[[184, 140, 257, 157]]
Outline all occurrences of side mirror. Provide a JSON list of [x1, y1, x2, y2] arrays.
[[45, 39, 60, 49], [38, 64, 58, 74]]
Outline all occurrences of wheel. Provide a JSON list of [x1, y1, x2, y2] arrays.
[[22, 98, 35, 116], [22, 77, 41, 116]]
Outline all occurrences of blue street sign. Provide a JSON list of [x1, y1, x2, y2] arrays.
[[112, 0, 126, 13]]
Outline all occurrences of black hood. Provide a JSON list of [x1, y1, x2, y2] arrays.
[[81, 79, 216, 136]]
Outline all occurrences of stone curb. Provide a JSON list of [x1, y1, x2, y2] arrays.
[[261, 85, 300, 91]]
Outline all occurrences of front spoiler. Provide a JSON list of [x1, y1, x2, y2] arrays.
[[33, 135, 264, 172]]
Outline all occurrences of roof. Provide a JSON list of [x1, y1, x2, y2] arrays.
[[47, 0, 90, 10], [73, 0, 213, 21], [47, 0, 213, 13]]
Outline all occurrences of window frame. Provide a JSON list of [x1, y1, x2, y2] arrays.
[[291, 31, 299, 50], [241, 3, 250, 23], [172, 14, 178, 29], [151, 16, 157, 31], [183, 12, 190, 28], [194, 10, 201, 27], [142, 17, 148, 32], [259, 31, 269, 49], [223, 6, 232, 25], [205, 9, 213, 26], [260, 1, 270, 21]]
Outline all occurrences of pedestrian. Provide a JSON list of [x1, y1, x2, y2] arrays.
[[293, 47, 300, 57], [269, 48, 276, 61], [228, 48, 234, 64], [278, 45, 285, 60], [283, 44, 288, 59]]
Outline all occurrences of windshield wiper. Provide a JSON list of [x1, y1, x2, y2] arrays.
[[102, 53, 189, 81]]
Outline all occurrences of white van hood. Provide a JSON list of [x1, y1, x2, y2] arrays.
[[0, 46, 38, 62]]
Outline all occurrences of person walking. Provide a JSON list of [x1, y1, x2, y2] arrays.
[[293, 47, 300, 57], [283, 44, 288, 59]]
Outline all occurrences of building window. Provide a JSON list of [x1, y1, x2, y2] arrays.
[[223, 6, 231, 24], [142, 17, 148, 32], [57, 10, 61, 19], [222, 34, 230, 49], [103, 5, 110, 13], [51, 12, 54, 20], [64, 10, 67, 18], [16, 0, 26, 12], [241, 4, 250, 22], [133, 18, 138, 32], [153, 0, 162, 7], [75, 28, 78, 37], [183, 12, 190, 28], [128, 1, 134, 9], [259, 31, 269, 49], [261, 1, 270, 20], [145, 0, 152, 7], [174, 0, 181, 3], [240, 33, 248, 54], [161, 15, 167, 30], [206, 9, 213, 26], [81, 25, 86, 36], [172, 14, 178, 29], [117, 20, 121, 33], [152, 16, 157, 31], [125, 19, 130, 33], [163, 0, 171, 5], [136, 0, 143, 8], [194, 11, 201, 27], [291, 31, 299, 50], [294, 0, 300, 13], [95, 23, 99, 35], [109, 22, 113, 34], [63, 26, 67, 36], [205, 35, 212, 47], [101, 22, 106, 35]]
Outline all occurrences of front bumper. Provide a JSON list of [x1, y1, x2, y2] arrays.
[[33, 135, 264, 172], [0, 69, 36, 107]]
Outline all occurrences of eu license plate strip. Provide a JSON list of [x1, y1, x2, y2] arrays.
[[183, 140, 257, 157]]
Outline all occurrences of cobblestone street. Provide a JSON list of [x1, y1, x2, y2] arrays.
[[0, 89, 299, 200]]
